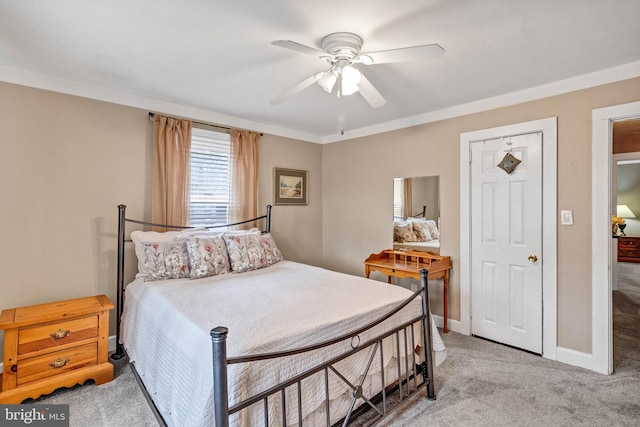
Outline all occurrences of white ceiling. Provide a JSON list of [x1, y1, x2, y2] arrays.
[[1, 0, 639, 143]]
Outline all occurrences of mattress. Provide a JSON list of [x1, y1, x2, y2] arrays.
[[122, 260, 446, 426]]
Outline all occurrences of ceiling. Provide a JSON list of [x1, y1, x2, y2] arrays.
[[1, 0, 639, 143]]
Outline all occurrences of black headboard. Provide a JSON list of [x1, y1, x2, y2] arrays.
[[393, 205, 427, 221], [110, 204, 272, 360]]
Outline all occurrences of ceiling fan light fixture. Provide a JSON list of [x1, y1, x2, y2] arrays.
[[358, 54, 373, 65], [272, 31, 443, 107], [340, 65, 361, 96], [317, 70, 337, 93]]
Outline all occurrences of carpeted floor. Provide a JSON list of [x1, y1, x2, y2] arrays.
[[383, 263, 640, 426], [30, 267, 640, 426]]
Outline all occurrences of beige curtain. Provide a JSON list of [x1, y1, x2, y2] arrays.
[[230, 129, 260, 225], [402, 177, 413, 219], [152, 115, 192, 228]]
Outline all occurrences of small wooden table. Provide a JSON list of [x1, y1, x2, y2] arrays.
[[364, 249, 452, 332], [0, 295, 114, 403]]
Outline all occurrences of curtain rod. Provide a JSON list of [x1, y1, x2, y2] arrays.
[[148, 112, 262, 136]]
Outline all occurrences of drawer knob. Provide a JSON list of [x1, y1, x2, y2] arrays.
[[50, 328, 71, 340], [49, 358, 70, 369]]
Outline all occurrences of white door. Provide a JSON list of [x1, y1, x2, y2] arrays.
[[470, 132, 543, 353]]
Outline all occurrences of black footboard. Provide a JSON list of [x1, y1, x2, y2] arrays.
[[211, 269, 435, 427]]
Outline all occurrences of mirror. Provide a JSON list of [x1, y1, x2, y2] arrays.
[[393, 176, 440, 254]]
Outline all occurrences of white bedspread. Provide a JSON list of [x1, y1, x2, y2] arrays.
[[122, 260, 446, 426]]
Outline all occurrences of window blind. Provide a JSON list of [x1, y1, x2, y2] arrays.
[[393, 178, 402, 219], [189, 128, 231, 226]]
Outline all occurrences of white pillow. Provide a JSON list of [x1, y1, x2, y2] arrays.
[[176, 228, 224, 240], [222, 227, 261, 236]]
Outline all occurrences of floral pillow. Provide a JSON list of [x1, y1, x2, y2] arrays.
[[394, 222, 418, 243], [260, 233, 284, 265], [425, 220, 440, 240], [131, 230, 181, 279], [185, 236, 230, 279], [224, 230, 270, 273], [412, 220, 433, 242], [141, 241, 190, 281]]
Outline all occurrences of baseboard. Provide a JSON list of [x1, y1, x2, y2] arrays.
[[431, 315, 464, 335], [556, 346, 598, 372]]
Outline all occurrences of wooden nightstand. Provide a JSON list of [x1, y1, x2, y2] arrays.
[[618, 237, 640, 263], [0, 295, 114, 403]]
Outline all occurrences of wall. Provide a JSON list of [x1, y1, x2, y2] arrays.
[[258, 135, 323, 266], [322, 77, 640, 354], [410, 175, 439, 222], [0, 82, 321, 356]]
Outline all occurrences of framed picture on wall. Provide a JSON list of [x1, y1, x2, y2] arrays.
[[274, 167, 308, 205]]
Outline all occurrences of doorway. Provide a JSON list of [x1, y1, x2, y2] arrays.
[[460, 117, 558, 360], [592, 101, 640, 375]]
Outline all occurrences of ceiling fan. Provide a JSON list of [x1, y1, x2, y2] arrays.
[[270, 32, 444, 108]]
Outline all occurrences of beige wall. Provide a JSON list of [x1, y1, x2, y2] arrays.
[[322, 77, 640, 354], [0, 82, 322, 356], [258, 134, 323, 266]]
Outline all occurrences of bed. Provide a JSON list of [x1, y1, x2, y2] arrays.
[[393, 207, 441, 254], [111, 204, 446, 426]]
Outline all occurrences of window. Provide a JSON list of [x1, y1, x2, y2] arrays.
[[189, 127, 232, 227], [393, 178, 403, 219]]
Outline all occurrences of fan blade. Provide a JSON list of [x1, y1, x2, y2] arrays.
[[271, 74, 320, 105], [358, 73, 386, 108], [271, 40, 325, 57], [364, 43, 444, 64]]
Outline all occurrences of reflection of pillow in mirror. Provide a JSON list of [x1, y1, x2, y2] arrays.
[[412, 220, 433, 242], [425, 220, 439, 239], [394, 222, 418, 242]]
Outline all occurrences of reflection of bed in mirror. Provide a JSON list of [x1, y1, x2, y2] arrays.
[[393, 176, 440, 254]]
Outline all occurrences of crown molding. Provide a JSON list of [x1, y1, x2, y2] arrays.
[[2, 61, 638, 144]]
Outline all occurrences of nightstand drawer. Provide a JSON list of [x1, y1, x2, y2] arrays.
[[17, 343, 97, 386], [619, 241, 638, 249], [18, 316, 99, 355]]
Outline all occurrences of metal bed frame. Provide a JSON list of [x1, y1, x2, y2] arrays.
[[393, 205, 426, 222], [110, 204, 435, 426]]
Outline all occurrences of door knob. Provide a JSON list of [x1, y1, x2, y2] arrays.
[[528, 254, 538, 263]]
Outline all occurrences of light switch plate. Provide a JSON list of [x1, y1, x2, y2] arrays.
[[561, 210, 573, 225]]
